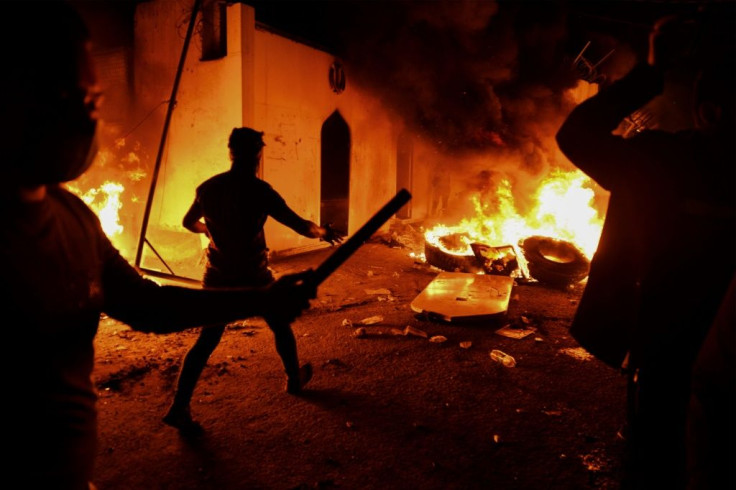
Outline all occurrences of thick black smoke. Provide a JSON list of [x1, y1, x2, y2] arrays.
[[248, 0, 731, 159], [338, 1, 580, 157]]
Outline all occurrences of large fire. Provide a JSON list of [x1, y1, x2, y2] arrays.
[[425, 168, 606, 260], [67, 181, 126, 244]]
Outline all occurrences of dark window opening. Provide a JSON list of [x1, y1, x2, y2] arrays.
[[321, 111, 351, 236]]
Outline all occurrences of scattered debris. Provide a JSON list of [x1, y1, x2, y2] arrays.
[[365, 288, 392, 295], [360, 315, 384, 325], [332, 298, 373, 311], [353, 327, 367, 338], [341, 319, 353, 328], [459, 341, 472, 349], [389, 328, 404, 336], [495, 324, 537, 339], [470, 242, 520, 277], [559, 347, 595, 362], [580, 448, 611, 472], [542, 410, 563, 417], [227, 319, 253, 330], [490, 349, 516, 367], [429, 335, 448, 343], [404, 325, 428, 338]]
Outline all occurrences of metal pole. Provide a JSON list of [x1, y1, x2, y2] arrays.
[[135, 0, 203, 268]]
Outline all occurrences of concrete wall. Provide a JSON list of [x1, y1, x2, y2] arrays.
[[253, 28, 398, 253], [134, 1, 246, 276]]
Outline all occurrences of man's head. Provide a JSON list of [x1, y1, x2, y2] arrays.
[[1, 2, 101, 188], [228, 127, 266, 174]]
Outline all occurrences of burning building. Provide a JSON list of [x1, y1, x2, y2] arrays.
[[72, 0, 715, 290], [70, 0, 634, 286]]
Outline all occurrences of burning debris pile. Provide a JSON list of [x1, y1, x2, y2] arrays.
[[418, 168, 600, 287], [424, 233, 590, 288]]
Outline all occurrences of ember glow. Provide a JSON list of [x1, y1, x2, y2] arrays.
[[67, 181, 126, 240], [425, 169, 605, 259]]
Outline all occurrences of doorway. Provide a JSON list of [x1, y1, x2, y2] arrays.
[[320, 111, 351, 235]]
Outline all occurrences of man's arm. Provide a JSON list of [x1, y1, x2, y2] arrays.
[[555, 63, 665, 190], [268, 191, 343, 245], [182, 198, 208, 235]]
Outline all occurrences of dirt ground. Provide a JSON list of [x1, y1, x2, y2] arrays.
[[92, 230, 628, 490]]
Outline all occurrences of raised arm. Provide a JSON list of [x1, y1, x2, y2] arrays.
[[555, 63, 665, 190], [182, 197, 208, 235], [556, 14, 701, 191]]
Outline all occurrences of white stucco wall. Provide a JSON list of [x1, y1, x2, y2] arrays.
[[253, 28, 398, 253], [134, 1, 246, 276]]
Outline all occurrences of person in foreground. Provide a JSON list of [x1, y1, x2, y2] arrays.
[[163, 126, 342, 433], [0, 3, 316, 489], [556, 9, 735, 490]]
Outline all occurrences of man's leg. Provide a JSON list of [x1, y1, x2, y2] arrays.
[[265, 316, 312, 394], [164, 324, 226, 431], [624, 361, 691, 490]]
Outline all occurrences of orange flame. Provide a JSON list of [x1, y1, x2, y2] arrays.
[[425, 168, 605, 259], [67, 181, 125, 240]]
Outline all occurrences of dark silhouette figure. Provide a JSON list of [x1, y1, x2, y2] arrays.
[[163, 127, 342, 433], [687, 274, 736, 490], [556, 11, 735, 490], [0, 4, 315, 488]]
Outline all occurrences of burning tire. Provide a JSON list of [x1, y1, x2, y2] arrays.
[[424, 241, 482, 273], [520, 235, 590, 287]]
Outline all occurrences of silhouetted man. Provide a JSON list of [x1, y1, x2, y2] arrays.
[[163, 127, 342, 433]]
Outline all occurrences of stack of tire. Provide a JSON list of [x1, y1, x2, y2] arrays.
[[520, 235, 590, 287]]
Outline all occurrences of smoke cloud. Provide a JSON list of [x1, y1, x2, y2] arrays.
[[338, 1, 582, 165]]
